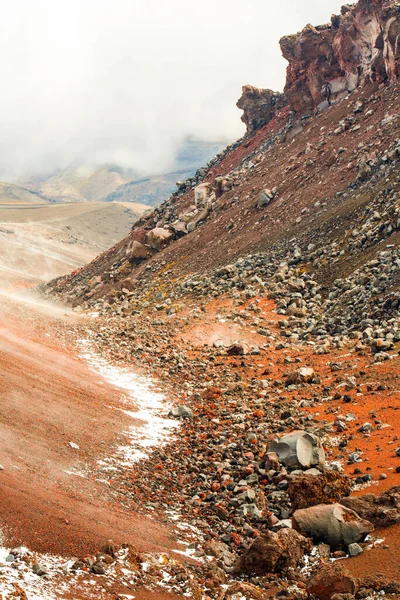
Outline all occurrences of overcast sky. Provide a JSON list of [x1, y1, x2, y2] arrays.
[[0, 0, 345, 180]]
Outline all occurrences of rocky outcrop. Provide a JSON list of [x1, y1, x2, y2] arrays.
[[288, 472, 352, 511], [238, 1, 399, 127], [340, 486, 400, 527], [307, 563, 357, 600], [233, 528, 310, 576], [236, 85, 285, 135], [280, 0, 400, 113]]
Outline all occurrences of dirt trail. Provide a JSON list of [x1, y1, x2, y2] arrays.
[[0, 292, 178, 559]]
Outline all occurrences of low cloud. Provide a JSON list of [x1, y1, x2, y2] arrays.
[[0, 0, 344, 179]]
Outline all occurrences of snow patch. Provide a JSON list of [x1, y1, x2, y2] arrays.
[[77, 339, 179, 465], [0, 547, 60, 599]]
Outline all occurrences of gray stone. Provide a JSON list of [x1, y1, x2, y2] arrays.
[[170, 406, 193, 419], [33, 563, 48, 576], [348, 542, 363, 556], [292, 503, 374, 550], [257, 189, 275, 208], [268, 430, 325, 469]]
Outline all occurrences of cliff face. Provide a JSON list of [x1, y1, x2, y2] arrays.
[[236, 85, 285, 135], [237, 0, 399, 133], [280, 0, 400, 113]]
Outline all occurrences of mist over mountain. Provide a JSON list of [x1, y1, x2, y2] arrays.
[[104, 138, 227, 206], [20, 138, 226, 206], [0, 0, 344, 182]]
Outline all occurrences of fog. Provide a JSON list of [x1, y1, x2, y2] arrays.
[[0, 0, 344, 179]]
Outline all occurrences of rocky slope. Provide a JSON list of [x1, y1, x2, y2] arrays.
[[37, 0, 400, 598], [45, 83, 400, 322]]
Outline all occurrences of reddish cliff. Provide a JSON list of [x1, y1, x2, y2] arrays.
[[280, 0, 400, 113], [237, 1, 399, 132]]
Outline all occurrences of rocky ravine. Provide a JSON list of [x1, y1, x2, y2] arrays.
[[28, 0, 400, 598]]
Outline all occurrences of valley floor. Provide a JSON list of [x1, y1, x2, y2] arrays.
[[0, 201, 144, 286], [59, 294, 400, 585], [1, 283, 399, 599], [0, 292, 192, 599]]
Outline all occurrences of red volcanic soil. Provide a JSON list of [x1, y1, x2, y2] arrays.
[[175, 296, 400, 583], [0, 295, 178, 559], [178, 297, 400, 494]]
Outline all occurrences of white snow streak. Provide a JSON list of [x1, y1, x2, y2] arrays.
[[77, 339, 178, 466]]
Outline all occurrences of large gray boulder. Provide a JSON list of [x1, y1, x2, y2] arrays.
[[292, 503, 374, 550], [268, 430, 325, 469]]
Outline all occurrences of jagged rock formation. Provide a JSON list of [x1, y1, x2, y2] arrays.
[[237, 1, 399, 130], [236, 85, 285, 135], [280, 0, 400, 113]]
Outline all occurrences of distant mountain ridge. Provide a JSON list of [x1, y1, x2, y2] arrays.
[[19, 138, 227, 207], [104, 168, 196, 207], [0, 181, 50, 205]]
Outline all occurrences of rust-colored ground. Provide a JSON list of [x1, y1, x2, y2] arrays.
[[176, 295, 400, 582], [0, 295, 179, 560]]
